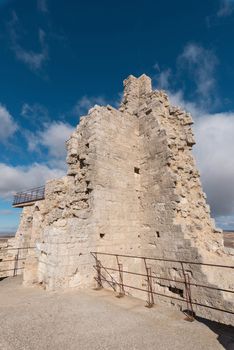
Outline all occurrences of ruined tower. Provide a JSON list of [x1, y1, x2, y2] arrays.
[[12, 75, 234, 324]]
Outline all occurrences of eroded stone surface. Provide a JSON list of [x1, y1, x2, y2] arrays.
[[11, 74, 234, 325]]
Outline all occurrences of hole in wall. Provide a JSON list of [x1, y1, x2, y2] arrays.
[[85, 181, 92, 194], [134, 167, 140, 174], [168, 286, 184, 298], [85, 143, 89, 148], [80, 159, 85, 169], [156, 231, 160, 238], [100, 233, 105, 238]]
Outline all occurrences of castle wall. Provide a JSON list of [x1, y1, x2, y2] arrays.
[[0, 206, 35, 278], [23, 104, 142, 291], [16, 74, 234, 325], [136, 86, 234, 324]]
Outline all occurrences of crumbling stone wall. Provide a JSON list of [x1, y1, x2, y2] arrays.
[[130, 76, 234, 324], [23, 105, 142, 290], [0, 206, 34, 278], [17, 74, 233, 325]]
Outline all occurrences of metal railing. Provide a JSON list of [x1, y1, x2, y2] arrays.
[[91, 252, 234, 321], [0, 247, 35, 277], [12, 186, 45, 206]]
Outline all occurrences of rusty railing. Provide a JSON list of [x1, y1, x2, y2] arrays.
[[0, 247, 35, 277], [91, 251, 234, 321], [12, 186, 45, 206]]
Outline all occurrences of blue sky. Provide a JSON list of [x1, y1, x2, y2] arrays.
[[0, 0, 234, 233]]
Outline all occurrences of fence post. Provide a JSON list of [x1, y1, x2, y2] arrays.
[[116, 256, 124, 298], [145, 266, 154, 308], [93, 254, 103, 290], [181, 262, 195, 321], [143, 258, 154, 308], [13, 248, 19, 277]]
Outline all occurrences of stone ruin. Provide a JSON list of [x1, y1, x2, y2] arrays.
[[5, 75, 234, 325]]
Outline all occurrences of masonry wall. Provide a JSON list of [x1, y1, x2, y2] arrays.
[[136, 85, 234, 324], [0, 206, 35, 278], [17, 74, 234, 325], [23, 104, 141, 291]]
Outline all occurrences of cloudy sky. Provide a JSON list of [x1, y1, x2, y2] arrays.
[[0, 0, 234, 233]]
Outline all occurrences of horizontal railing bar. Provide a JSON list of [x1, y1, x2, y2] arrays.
[[14, 186, 45, 195], [0, 247, 35, 251], [91, 251, 234, 269], [0, 258, 26, 263], [103, 266, 234, 294], [0, 268, 24, 273], [13, 186, 45, 205], [99, 278, 234, 315]]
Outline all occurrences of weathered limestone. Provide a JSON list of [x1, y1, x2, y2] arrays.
[[14, 74, 234, 325], [0, 206, 35, 278]]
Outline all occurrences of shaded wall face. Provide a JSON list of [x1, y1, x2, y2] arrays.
[[136, 94, 234, 325]]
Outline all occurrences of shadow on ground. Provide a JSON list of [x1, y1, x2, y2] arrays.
[[196, 316, 234, 350], [0, 277, 8, 282]]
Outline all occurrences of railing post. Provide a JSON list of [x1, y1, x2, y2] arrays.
[[116, 256, 124, 298], [145, 266, 154, 308], [143, 258, 154, 308], [13, 248, 19, 277], [93, 254, 103, 290], [181, 262, 195, 321]]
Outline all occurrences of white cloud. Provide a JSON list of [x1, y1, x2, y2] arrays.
[[73, 96, 107, 116], [178, 43, 218, 105], [37, 0, 48, 13], [39, 122, 74, 158], [0, 163, 65, 199], [8, 12, 49, 71], [26, 121, 74, 160], [217, 0, 234, 17], [0, 104, 18, 142], [21, 103, 49, 126], [0, 118, 73, 201], [166, 89, 234, 220], [153, 43, 234, 227], [154, 64, 171, 90], [194, 112, 234, 217], [167, 90, 202, 118]]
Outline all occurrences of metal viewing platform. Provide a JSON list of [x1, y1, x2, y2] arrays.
[[12, 186, 45, 208]]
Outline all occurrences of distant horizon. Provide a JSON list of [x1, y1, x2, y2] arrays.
[[1, 229, 234, 238], [0, 231, 15, 237]]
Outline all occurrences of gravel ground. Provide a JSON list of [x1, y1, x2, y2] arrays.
[[0, 276, 233, 350]]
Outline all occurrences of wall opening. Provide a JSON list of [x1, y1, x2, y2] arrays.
[[80, 159, 85, 169], [168, 286, 184, 298], [134, 167, 140, 174]]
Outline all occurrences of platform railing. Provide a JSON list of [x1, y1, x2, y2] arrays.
[[0, 247, 35, 277], [91, 251, 234, 321], [12, 186, 45, 206]]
